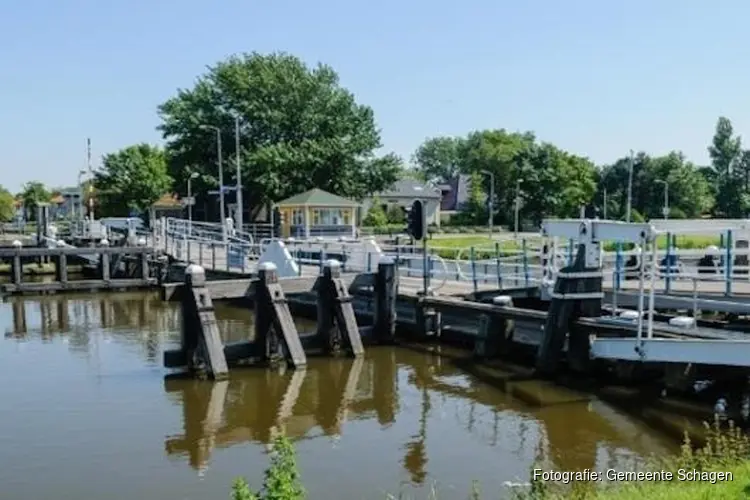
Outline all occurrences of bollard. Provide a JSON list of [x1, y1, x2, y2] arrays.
[[374, 256, 398, 343], [182, 264, 228, 379]]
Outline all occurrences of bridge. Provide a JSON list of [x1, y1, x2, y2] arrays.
[[155, 216, 750, 300]]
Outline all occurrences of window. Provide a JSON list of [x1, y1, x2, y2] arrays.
[[292, 209, 304, 225]]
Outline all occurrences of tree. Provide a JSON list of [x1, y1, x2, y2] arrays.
[[385, 204, 405, 224], [709, 116, 744, 217], [0, 185, 14, 222], [363, 197, 388, 227], [157, 52, 402, 218], [94, 144, 173, 217], [20, 181, 50, 221], [412, 136, 464, 183]]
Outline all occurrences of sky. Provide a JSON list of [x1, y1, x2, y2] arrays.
[[1, 0, 749, 193]]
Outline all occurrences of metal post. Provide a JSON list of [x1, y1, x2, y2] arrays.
[[726, 229, 733, 297], [187, 172, 197, 237], [235, 115, 243, 233], [481, 170, 494, 237], [470, 247, 477, 293], [522, 238, 529, 287], [495, 241, 502, 289], [422, 237, 429, 295], [626, 150, 634, 223], [603, 188, 608, 219], [216, 129, 226, 242], [514, 179, 521, 240], [665, 232, 672, 293], [615, 242, 622, 291]]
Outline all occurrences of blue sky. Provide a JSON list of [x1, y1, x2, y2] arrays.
[[1, 0, 748, 193]]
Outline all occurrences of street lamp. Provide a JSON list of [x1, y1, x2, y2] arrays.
[[480, 170, 494, 237], [234, 115, 243, 233], [514, 179, 523, 240], [201, 125, 226, 242], [626, 150, 634, 222], [187, 172, 199, 235], [656, 179, 669, 219]]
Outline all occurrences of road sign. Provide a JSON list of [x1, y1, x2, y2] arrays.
[[181, 197, 196, 207]]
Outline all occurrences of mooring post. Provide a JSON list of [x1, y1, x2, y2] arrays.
[[11, 240, 22, 286], [99, 240, 111, 282], [416, 288, 440, 340], [374, 256, 398, 343], [182, 264, 228, 379], [317, 259, 364, 356], [55, 250, 68, 284], [256, 262, 307, 367], [474, 295, 513, 359]]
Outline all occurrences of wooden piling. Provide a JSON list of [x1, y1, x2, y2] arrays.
[[316, 260, 364, 356], [474, 295, 514, 359], [181, 264, 228, 379], [255, 262, 307, 368], [373, 257, 398, 343]]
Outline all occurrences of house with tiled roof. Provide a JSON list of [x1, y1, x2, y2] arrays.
[[362, 179, 443, 226]]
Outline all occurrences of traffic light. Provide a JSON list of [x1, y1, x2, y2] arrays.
[[407, 200, 425, 240]]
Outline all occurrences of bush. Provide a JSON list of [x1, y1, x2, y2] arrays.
[[231, 435, 305, 500]]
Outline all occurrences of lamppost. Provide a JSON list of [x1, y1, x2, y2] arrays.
[[514, 179, 523, 240], [201, 125, 226, 242], [76, 169, 87, 234], [234, 115, 243, 234], [480, 170, 494, 237], [656, 179, 669, 219], [626, 149, 634, 222], [187, 172, 199, 235]]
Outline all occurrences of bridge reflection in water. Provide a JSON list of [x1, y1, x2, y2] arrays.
[[2, 292, 677, 497], [163, 347, 675, 484]]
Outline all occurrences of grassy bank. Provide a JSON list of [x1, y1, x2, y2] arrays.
[[231, 419, 750, 499], [421, 234, 723, 260]]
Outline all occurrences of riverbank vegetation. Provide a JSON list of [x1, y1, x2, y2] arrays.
[[233, 419, 750, 500]]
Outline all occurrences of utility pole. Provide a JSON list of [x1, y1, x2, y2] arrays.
[[626, 149, 634, 222], [235, 115, 243, 233], [603, 188, 608, 220], [657, 180, 669, 219]]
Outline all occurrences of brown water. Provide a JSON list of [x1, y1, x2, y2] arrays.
[[0, 292, 678, 499]]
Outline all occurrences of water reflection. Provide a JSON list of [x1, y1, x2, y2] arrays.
[[0, 293, 678, 497], [164, 348, 674, 483]]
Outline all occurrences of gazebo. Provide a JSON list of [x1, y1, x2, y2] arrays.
[[274, 188, 360, 239]]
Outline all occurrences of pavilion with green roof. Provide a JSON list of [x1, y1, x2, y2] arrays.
[[273, 188, 360, 238]]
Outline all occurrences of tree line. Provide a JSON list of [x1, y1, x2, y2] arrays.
[[2, 51, 748, 226]]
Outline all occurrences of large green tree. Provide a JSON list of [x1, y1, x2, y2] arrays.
[[412, 136, 464, 183], [598, 152, 712, 220], [20, 181, 50, 221], [709, 116, 745, 217], [157, 52, 402, 216], [94, 144, 173, 217], [421, 129, 597, 226], [0, 185, 15, 222]]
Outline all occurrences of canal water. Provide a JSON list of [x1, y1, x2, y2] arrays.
[[0, 291, 678, 499]]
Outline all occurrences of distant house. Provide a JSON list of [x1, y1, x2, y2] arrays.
[[438, 174, 473, 222], [274, 188, 359, 238], [362, 179, 443, 226]]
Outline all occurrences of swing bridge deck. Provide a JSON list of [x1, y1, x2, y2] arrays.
[[156, 216, 750, 370]]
